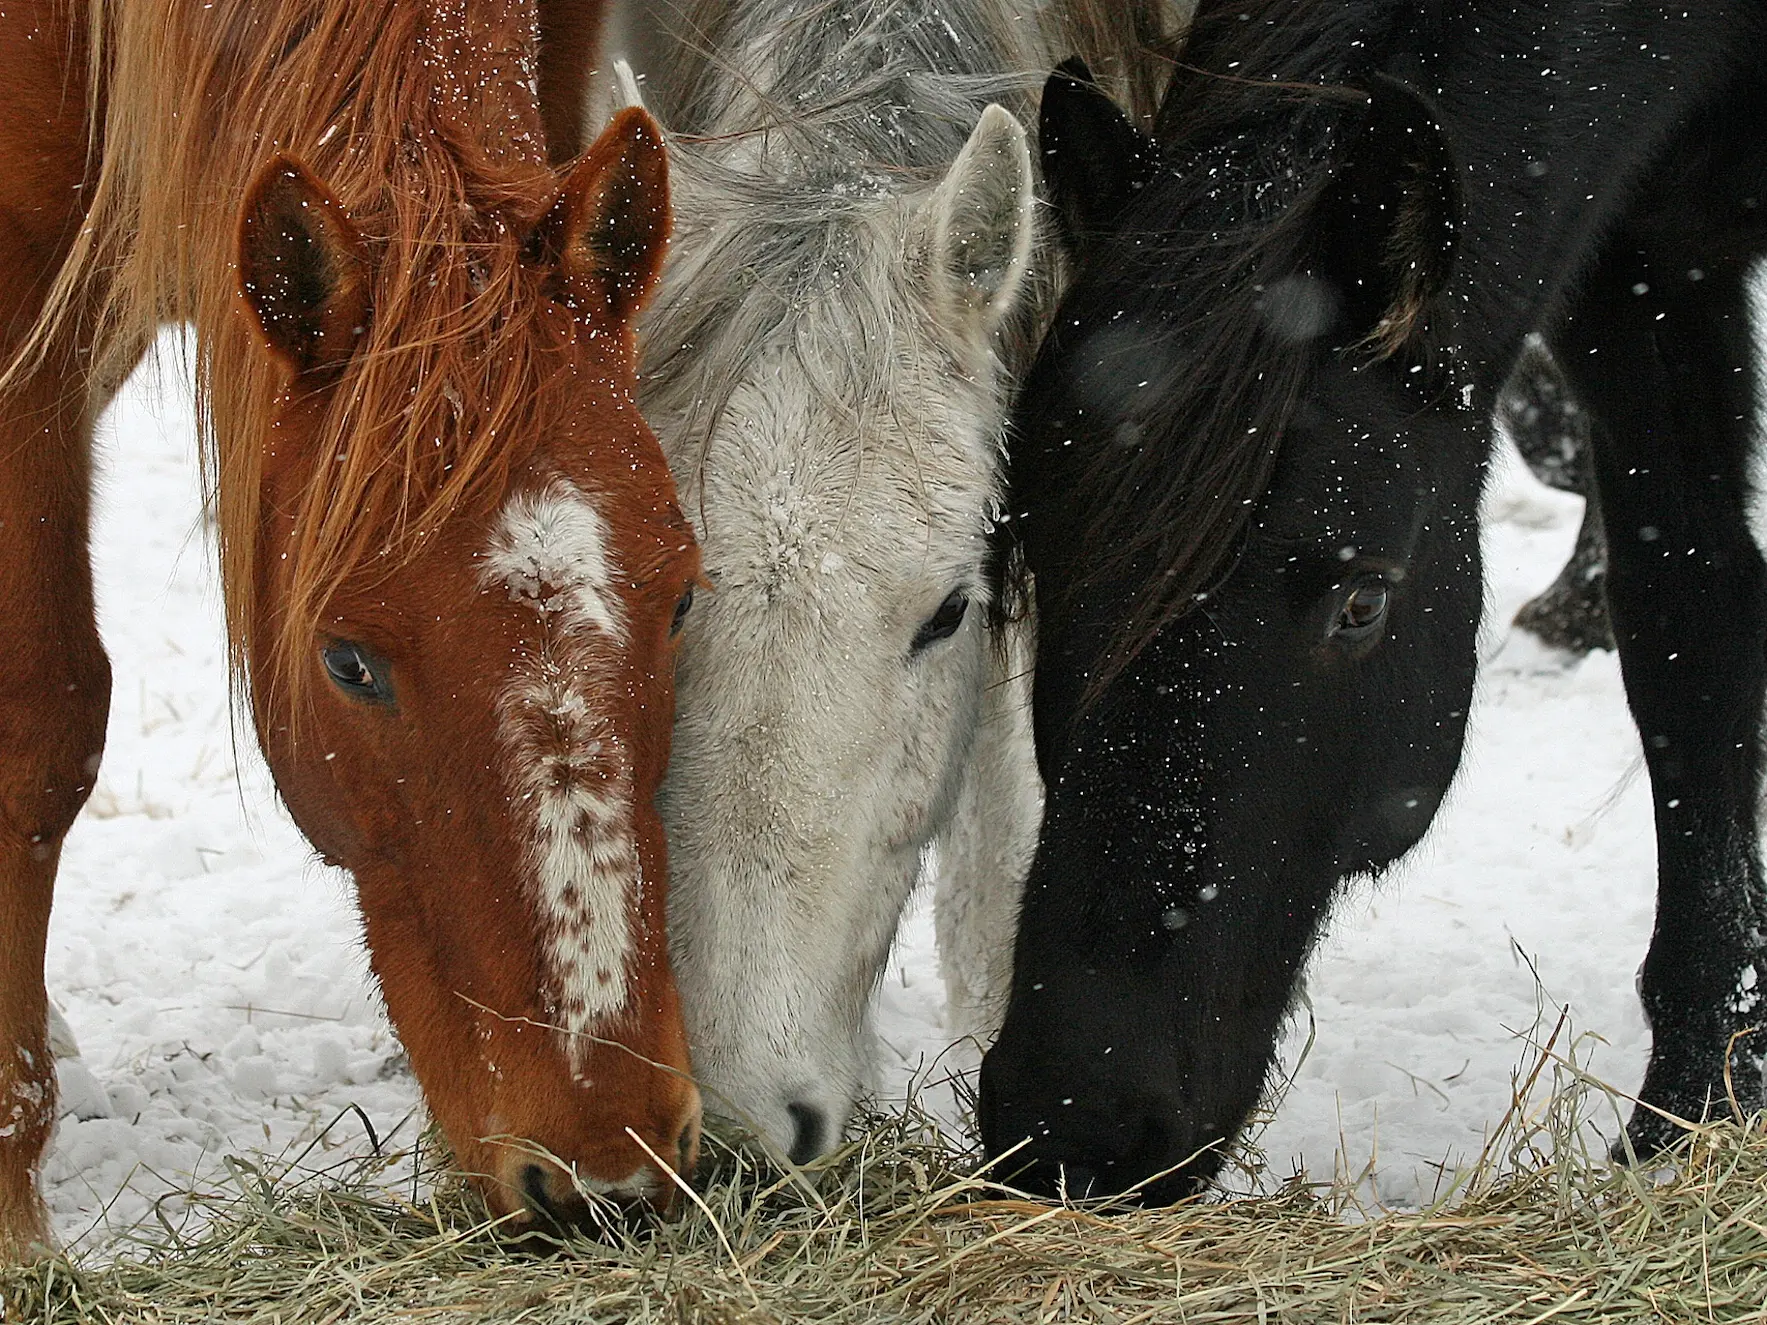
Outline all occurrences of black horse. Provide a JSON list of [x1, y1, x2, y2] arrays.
[[982, 1, 1767, 1204]]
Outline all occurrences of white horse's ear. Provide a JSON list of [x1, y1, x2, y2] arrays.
[[582, 59, 652, 144], [920, 104, 1034, 327], [612, 58, 647, 112]]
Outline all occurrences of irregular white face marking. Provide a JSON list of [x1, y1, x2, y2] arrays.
[[484, 481, 636, 1057], [491, 485, 627, 643]]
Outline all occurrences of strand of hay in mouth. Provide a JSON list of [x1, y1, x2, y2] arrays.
[[7, 1045, 1766, 1323]]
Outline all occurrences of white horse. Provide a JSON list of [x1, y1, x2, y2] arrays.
[[605, 0, 1184, 1164]]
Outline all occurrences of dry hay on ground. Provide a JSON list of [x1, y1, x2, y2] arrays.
[[7, 1040, 1767, 1324]]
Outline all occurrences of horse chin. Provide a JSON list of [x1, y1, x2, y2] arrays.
[[451, 1082, 702, 1232], [694, 1040, 868, 1168], [479, 1154, 681, 1238], [977, 1046, 1227, 1207]]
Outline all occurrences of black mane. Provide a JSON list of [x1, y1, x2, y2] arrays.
[[1003, 0, 1418, 690]]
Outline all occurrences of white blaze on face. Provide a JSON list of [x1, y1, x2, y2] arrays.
[[484, 481, 636, 1058]]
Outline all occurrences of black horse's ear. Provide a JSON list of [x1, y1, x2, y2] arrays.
[[1039, 58, 1159, 249], [1318, 74, 1459, 355]]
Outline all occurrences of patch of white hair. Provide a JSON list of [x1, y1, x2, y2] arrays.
[[483, 480, 637, 1060]]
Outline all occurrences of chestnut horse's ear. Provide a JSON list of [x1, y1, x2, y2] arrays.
[[530, 106, 671, 323], [1318, 75, 1460, 355], [1039, 58, 1158, 250], [237, 155, 370, 376]]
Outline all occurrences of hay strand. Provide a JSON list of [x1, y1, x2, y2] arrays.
[[8, 1039, 1767, 1324]]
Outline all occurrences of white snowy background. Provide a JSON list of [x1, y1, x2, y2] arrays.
[[40, 327, 1706, 1252]]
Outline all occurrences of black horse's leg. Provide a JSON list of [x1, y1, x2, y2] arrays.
[[1558, 199, 1767, 1154], [1503, 338, 1588, 492], [1511, 496, 1613, 654], [1499, 340, 1614, 654]]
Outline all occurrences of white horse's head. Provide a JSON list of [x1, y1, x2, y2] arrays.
[[641, 104, 1037, 1161]]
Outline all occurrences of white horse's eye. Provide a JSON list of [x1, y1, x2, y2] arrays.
[[911, 589, 970, 653]]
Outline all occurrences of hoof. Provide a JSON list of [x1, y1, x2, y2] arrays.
[[1512, 584, 1613, 656], [1611, 1106, 1694, 1165]]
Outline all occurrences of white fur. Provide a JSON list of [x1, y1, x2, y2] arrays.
[[934, 608, 1041, 1043], [490, 486, 627, 645], [483, 482, 637, 1056], [625, 2, 1049, 1158]]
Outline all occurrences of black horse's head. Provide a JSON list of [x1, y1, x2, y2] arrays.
[[980, 60, 1488, 1203]]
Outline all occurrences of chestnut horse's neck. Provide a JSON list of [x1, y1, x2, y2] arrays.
[[397, 0, 552, 170], [39, 0, 596, 703]]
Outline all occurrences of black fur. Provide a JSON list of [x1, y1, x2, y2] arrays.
[[983, 0, 1767, 1203], [1039, 59, 1160, 248]]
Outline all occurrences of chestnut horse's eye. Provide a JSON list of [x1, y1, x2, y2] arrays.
[[911, 589, 970, 654], [322, 642, 391, 703], [671, 585, 694, 637], [1332, 580, 1390, 642]]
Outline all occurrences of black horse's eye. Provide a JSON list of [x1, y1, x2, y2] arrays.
[[671, 585, 694, 637], [322, 642, 389, 702], [1332, 580, 1391, 641], [911, 589, 970, 653]]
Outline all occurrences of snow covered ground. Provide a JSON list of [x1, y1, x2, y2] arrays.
[[44, 335, 1664, 1250]]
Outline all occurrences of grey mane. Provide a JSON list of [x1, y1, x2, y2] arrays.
[[645, 0, 1040, 169], [635, 0, 1044, 457], [634, 0, 1189, 463]]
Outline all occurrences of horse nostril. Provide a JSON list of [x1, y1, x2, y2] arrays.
[[785, 1101, 826, 1165], [675, 1115, 702, 1175], [1056, 1161, 1100, 1201], [521, 1162, 563, 1226]]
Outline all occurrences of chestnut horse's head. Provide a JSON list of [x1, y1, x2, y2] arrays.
[[232, 109, 701, 1226]]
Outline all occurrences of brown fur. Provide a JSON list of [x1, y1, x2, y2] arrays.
[[538, 0, 604, 160], [0, 0, 700, 1254]]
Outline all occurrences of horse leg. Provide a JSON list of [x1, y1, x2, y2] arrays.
[[933, 618, 1042, 1047], [1511, 485, 1614, 654], [0, 5, 107, 1254], [1503, 337, 1588, 492], [0, 353, 109, 1258], [1499, 338, 1614, 654], [1558, 198, 1767, 1154]]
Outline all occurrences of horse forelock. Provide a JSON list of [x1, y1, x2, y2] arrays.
[[258, 216, 583, 714], [1015, 0, 1418, 701], [44, 0, 617, 717], [482, 480, 639, 1053]]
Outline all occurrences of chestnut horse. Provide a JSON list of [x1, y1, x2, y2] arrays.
[[0, 0, 700, 1256]]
